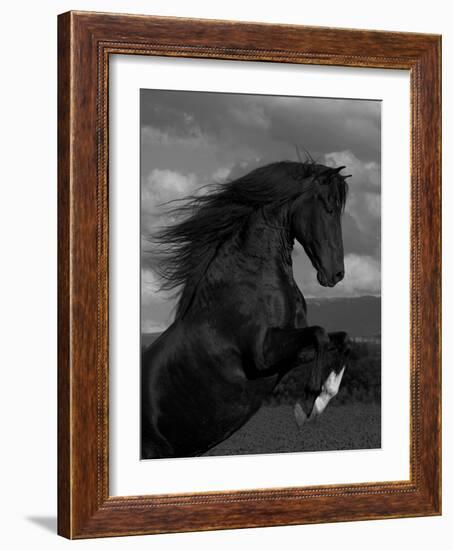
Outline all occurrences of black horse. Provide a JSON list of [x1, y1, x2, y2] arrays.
[[141, 160, 351, 459]]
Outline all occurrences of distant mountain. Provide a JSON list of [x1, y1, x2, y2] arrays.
[[306, 295, 381, 337], [142, 296, 381, 345]]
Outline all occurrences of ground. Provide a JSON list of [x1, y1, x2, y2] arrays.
[[204, 403, 381, 456]]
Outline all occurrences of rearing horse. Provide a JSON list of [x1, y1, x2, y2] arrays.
[[141, 161, 351, 458]]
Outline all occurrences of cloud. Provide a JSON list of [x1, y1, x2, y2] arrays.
[[266, 96, 381, 163], [141, 268, 176, 332], [212, 166, 231, 182], [324, 150, 380, 190], [228, 102, 270, 130], [141, 91, 270, 154], [143, 168, 198, 206], [342, 212, 380, 256], [141, 168, 200, 236], [141, 90, 381, 166], [142, 126, 210, 149], [341, 254, 381, 295]]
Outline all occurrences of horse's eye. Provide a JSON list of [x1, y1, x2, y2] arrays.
[[318, 195, 333, 214]]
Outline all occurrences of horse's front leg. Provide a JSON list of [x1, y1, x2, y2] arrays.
[[259, 327, 351, 426], [295, 331, 351, 425], [260, 325, 330, 394]]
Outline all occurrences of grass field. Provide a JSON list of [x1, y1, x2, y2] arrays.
[[204, 403, 381, 456]]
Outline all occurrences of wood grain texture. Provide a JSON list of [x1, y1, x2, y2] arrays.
[[57, 10, 441, 539], [57, 11, 71, 538]]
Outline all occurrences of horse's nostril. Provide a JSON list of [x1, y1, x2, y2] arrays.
[[336, 270, 344, 281]]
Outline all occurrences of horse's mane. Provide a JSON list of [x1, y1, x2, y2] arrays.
[[148, 160, 348, 317]]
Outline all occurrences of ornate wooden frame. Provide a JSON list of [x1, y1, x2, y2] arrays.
[[58, 11, 441, 539]]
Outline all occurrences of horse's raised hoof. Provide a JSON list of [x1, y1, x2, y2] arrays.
[[294, 401, 308, 428], [310, 365, 346, 419]]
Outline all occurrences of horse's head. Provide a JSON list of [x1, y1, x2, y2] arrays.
[[290, 165, 349, 288]]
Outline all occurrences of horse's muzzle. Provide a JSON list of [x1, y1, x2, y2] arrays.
[[317, 269, 344, 287]]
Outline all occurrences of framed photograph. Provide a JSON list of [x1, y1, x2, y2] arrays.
[[58, 11, 441, 538]]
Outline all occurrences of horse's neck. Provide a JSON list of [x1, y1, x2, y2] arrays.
[[177, 206, 295, 317], [209, 207, 294, 277], [238, 208, 293, 265]]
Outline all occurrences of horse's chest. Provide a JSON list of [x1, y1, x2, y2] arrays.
[[259, 279, 305, 328]]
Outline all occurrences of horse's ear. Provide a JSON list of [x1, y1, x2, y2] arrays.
[[331, 166, 346, 174], [318, 165, 343, 177], [318, 165, 346, 182]]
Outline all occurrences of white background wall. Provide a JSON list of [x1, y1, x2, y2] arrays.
[[0, 0, 450, 548]]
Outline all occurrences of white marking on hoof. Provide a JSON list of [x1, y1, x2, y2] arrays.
[[324, 365, 346, 397], [311, 392, 330, 417], [310, 366, 346, 418], [294, 402, 307, 428]]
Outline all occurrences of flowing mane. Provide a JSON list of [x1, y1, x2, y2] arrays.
[[149, 160, 348, 317]]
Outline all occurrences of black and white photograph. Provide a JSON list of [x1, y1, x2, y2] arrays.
[[140, 89, 381, 459]]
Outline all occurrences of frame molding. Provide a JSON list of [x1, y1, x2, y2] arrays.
[[58, 11, 441, 538]]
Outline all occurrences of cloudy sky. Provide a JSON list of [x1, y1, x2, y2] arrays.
[[141, 89, 381, 332]]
